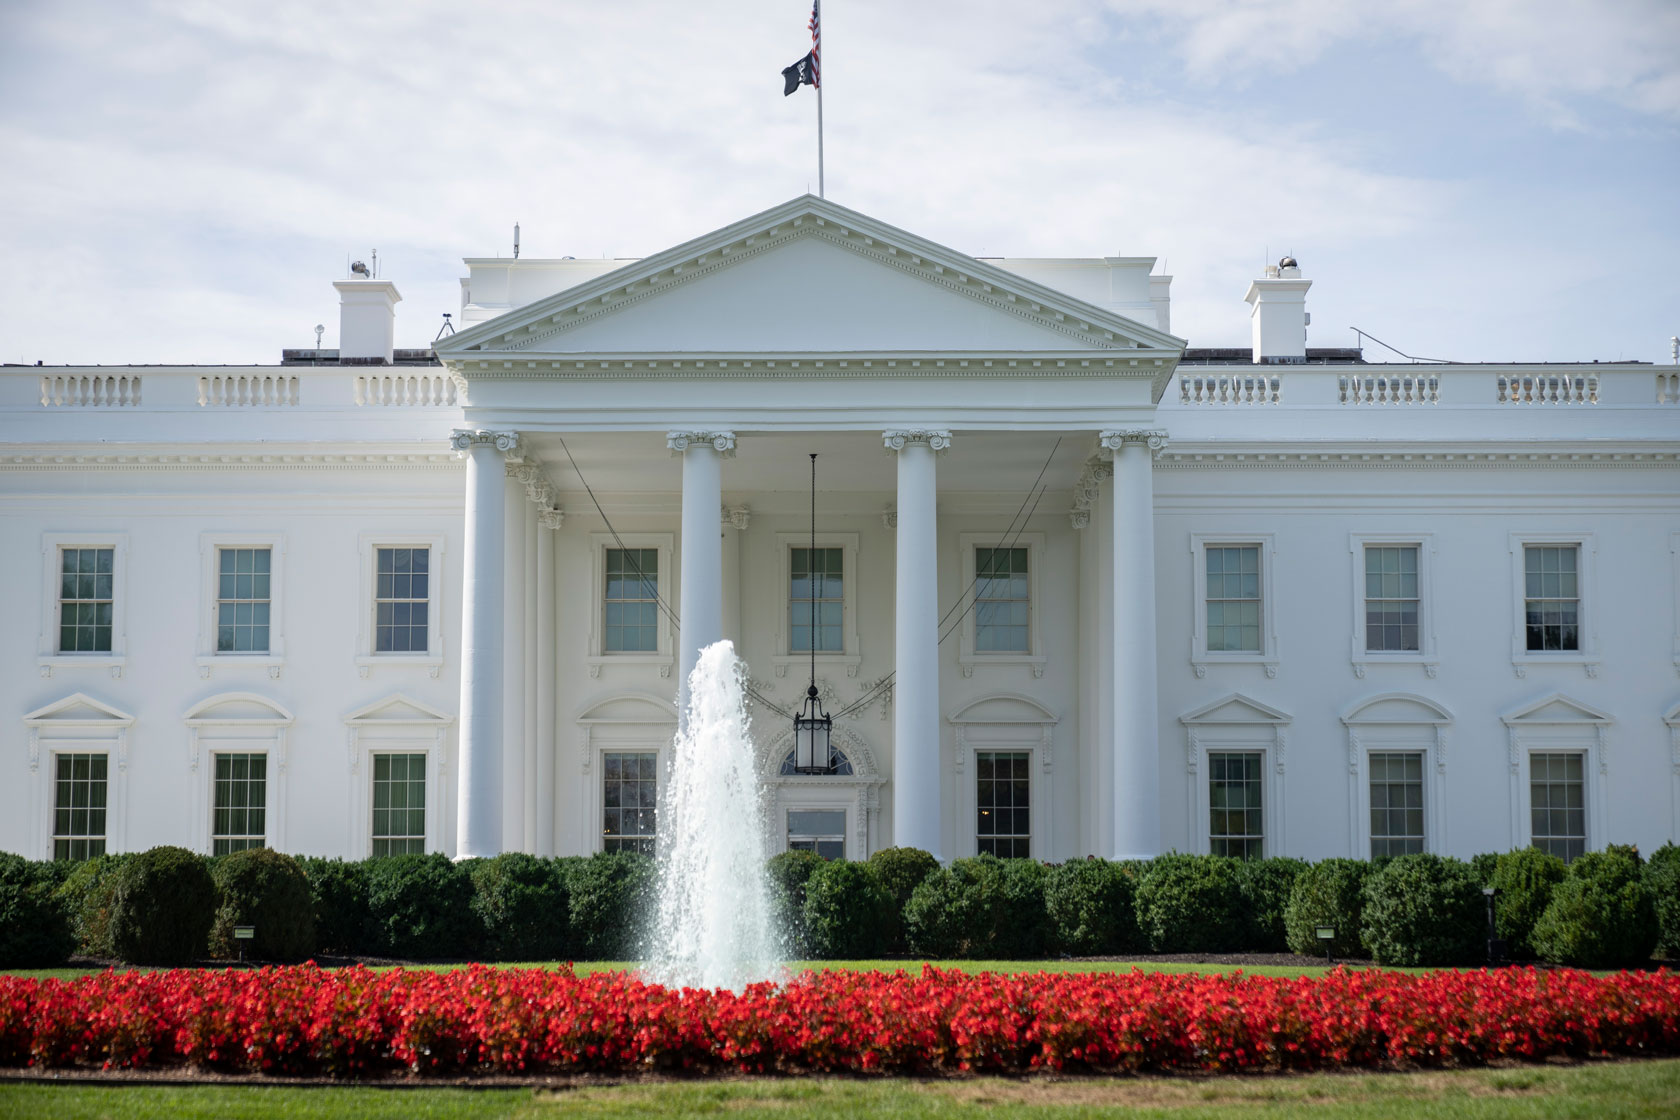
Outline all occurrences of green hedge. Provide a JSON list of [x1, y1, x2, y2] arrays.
[[1646, 843, 1680, 960], [866, 847, 939, 953], [0, 853, 75, 967], [1236, 857, 1307, 953], [469, 853, 571, 961], [1135, 854, 1247, 953], [1045, 858, 1139, 956], [1284, 858, 1369, 958], [1490, 847, 1566, 960], [365, 853, 476, 959], [1361, 854, 1483, 966], [209, 848, 315, 961], [802, 859, 891, 959], [566, 850, 654, 960], [1532, 845, 1658, 969], [765, 850, 825, 957], [109, 846, 217, 965], [297, 857, 374, 956]]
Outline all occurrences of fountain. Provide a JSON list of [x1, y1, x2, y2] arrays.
[[643, 639, 783, 992]]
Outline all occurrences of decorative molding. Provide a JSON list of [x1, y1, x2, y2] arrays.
[[3, 450, 464, 472], [881, 507, 897, 530], [882, 429, 953, 453], [726, 505, 752, 531], [1098, 429, 1169, 459], [666, 430, 737, 456], [449, 429, 520, 456]]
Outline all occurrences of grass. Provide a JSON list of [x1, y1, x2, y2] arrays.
[[4, 1060, 1680, 1119]]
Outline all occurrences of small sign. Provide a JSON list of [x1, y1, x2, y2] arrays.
[[1315, 926, 1335, 941], [233, 926, 256, 941]]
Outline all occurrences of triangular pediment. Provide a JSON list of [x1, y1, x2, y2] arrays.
[[1342, 693, 1454, 725], [183, 691, 293, 725], [438, 196, 1185, 359], [24, 692, 134, 726], [345, 692, 453, 725], [1180, 692, 1291, 725], [1501, 692, 1612, 726]]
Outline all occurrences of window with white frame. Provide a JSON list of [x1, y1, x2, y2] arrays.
[[1190, 536, 1277, 671], [1369, 751, 1424, 858], [58, 547, 114, 654], [1208, 751, 1263, 859], [216, 547, 272, 653], [1530, 751, 1586, 862], [53, 753, 108, 860], [1524, 546, 1580, 653], [374, 547, 430, 654], [787, 809, 846, 860], [789, 547, 844, 653], [604, 548, 660, 653], [1364, 546, 1420, 653], [371, 753, 427, 856], [602, 751, 657, 853], [212, 753, 267, 855], [976, 750, 1030, 857], [975, 547, 1030, 653]]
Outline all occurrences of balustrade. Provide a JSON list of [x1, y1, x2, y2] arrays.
[[1338, 374, 1439, 405], [1179, 374, 1281, 404], [1657, 372, 1680, 405], [39, 374, 142, 407], [1496, 374, 1596, 404], [197, 374, 300, 407], [354, 374, 456, 406]]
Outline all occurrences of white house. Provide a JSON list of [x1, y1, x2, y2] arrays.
[[4, 195, 1677, 866]]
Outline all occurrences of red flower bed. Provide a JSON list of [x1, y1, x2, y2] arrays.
[[2, 965, 1677, 1076]]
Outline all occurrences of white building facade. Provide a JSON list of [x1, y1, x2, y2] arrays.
[[4, 196, 1677, 866]]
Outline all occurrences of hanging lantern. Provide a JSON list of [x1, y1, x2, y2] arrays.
[[793, 452, 834, 774]]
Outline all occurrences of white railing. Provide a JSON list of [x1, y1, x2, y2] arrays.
[[1657, 372, 1680, 404], [1179, 374, 1281, 404], [197, 375, 300, 407], [1338, 374, 1439, 405], [1497, 374, 1596, 404], [355, 374, 457, 406], [40, 374, 142, 407]]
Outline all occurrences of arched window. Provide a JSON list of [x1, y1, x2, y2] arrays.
[[778, 745, 853, 776]]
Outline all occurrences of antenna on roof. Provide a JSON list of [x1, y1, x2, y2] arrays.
[[513, 223, 521, 260], [371, 249, 379, 278], [436, 312, 456, 341], [314, 324, 324, 350]]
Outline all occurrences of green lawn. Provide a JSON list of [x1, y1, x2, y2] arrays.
[[4, 1061, 1679, 1119]]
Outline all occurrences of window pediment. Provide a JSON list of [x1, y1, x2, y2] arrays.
[[1342, 692, 1453, 726], [183, 692, 293, 726], [576, 693, 678, 725], [345, 692, 452, 725], [948, 694, 1058, 726], [1179, 692, 1290, 726], [1500, 692, 1612, 727], [24, 692, 134, 727]]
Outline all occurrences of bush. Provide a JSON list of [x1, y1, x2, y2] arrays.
[[1045, 858, 1140, 956], [802, 859, 892, 959], [994, 860, 1051, 959], [567, 850, 654, 960], [904, 856, 1005, 959], [1361, 854, 1483, 966], [1490, 848, 1566, 960], [297, 857, 374, 956], [1236, 857, 1308, 953], [469, 853, 571, 961], [208, 848, 315, 961], [765, 850, 825, 957], [1284, 858, 1369, 959], [866, 847, 939, 952], [365, 853, 476, 959], [1647, 843, 1680, 960], [1532, 845, 1659, 969], [1469, 852, 1501, 887], [0, 855, 75, 967], [1134, 854, 1247, 953], [108, 846, 216, 965]]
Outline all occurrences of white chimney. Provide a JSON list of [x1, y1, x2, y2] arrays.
[[1244, 257, 1310, 363], [334, 277, 402, 364]]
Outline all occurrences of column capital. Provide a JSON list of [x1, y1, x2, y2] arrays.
[[882, 429, 952, 453], [450, 428, 520, 457], [667, 430, 736, 456], [725, 505, 752, 531], [1098, 428, 1169, 458], [538, 508, 565, 530]]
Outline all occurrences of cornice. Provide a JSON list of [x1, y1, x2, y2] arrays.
[[1, 448, 461, 471], [1157, 444, 1680, 470], [444, 351, 1178, 381]]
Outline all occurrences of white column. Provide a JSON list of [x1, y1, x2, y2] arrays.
[[1072, 459, 1114, 857], [522, 499, 538, 852], [501, 469, 528, 852], [1101, 428, 1167, 860], [535, 510, 559, 856], [884, 429, 950, 860], [451, 429, 516, 860], [669, 431, 735, 720]]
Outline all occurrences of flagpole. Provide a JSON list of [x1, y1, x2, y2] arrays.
[[815, 0, 824, 197]]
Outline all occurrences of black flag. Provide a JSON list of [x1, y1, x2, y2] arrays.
[[782, 51, 816, 96]]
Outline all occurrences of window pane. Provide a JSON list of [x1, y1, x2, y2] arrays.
[[212, 753, 267, 850], [1208, 752, 1263, 859], [789, 547, 845, 654], [975, 751, 1029, 857], [374, 547, 430, 654], [974, 546, 1030, 654], [370, 753, 427, 851], [1205, 547, 1261, 653], [51, 753, 108, 860], [1369, 752, 1425, 857], [604, 550, 659, 652], [1523, 547, 1581, 652], [1530, 752, 1586, 863], [603, 752, 658, 854]]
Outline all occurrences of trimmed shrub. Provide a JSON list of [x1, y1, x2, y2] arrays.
[[766, 850, 825, 957], [108, 846, 216, 965], [866, 847, 939, 952], [1045, 858, 1140, 956], [0, 855, 75, 967], [208, 848, 315, 961], [1284, 858, 1369, 959], [1237, 857, 1308, 953], [298, 857, 374, 956], [1469, 852, 1500, 888], [1361, 853, 1483, 966], [1490, 847, 1566, 960], [994, 860, 1051, 959], [1648, 843, 1680, 959], [365, 853, 476, 959], [469, 853, 571, 961], [1532, 845, 1659, 969], [1134, 854, 1247, 953], [803, 859, 892, 959], [567, 850, 654, 960], [904, 856, 1006, 959]]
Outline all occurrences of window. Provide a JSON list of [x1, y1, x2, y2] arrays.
[[1369, 752, 1424, 857], [1364, 546, 1419, 653], [1524, 546, 1580, 652], [1208, 751, 1263, 859], [790, 547, 843, 653], [374, 547, 430, 653], [779, 745, 853, 775], [53, 753, 107, 860], [604, 549, 659, 653], [58, 547, 113, 653], [975, 547, 1029, 653], [1205, 546, 1261, 652], [602, 751, 657, 853], [787, 809, 846, 860], [976, 751, 1030, 858], [216, 547, 271, 653], [1530, 752, 1586, 862], [371, 753, 426, 856], [212, 753, 267, 854]]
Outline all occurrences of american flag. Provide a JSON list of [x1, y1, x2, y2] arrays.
[[782, 1, 821, 95], [807, 0, 820, 89]]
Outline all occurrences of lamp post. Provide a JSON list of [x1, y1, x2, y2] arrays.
[[793, 453, 833, 773], [1484, 886, 1505, 966]]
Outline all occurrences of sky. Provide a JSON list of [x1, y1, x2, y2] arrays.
[[1, 0, 1676, 367]]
